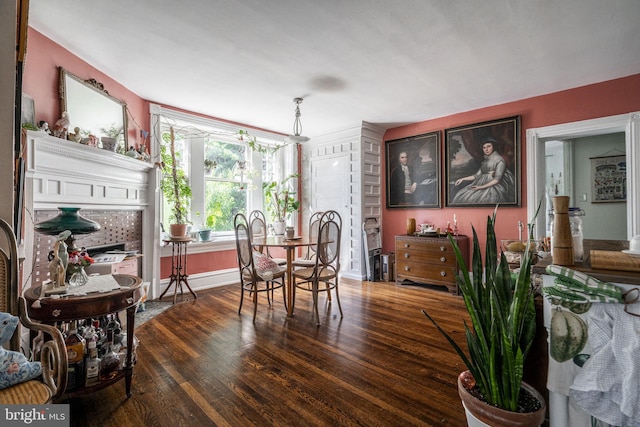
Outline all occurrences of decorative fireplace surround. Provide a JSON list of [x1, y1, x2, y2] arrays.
[[22, 131, 157, 294]]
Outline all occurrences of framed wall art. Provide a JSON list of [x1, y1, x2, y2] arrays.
[[386, 131, 440, 209], [590, 155, 626, 202], [21, 93, 35, 127], [445, 116, 520, 207]]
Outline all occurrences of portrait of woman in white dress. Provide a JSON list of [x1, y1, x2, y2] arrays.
[[445, 116, 520, 207], [452, 138, 515, 204]]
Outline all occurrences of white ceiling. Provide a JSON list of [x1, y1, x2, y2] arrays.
[[28, 0, 640, 139]]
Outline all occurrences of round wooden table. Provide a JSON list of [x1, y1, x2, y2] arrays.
[[24, 274, 143, 397]]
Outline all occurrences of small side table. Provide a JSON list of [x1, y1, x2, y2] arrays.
[[160, 237, 197, 304]]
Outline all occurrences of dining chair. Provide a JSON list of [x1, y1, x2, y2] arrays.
[[248, 210, 286, 265], [292, 211, 324, 268], [292, 210, 343, 325], [0, 218, 67, 403], [234, 213, 287, 322]]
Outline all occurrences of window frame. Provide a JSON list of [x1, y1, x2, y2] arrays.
[[151, 106, 296, 252]]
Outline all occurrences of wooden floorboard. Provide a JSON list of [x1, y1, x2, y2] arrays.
[[62, 279, 473, 426]]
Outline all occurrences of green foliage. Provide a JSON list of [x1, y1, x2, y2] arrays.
[[240, 129, 282, 154], [263, 174, 300, 222], [195, 211, 217, 230], [159, 129, 192, 224], [422, 204, 540, 412], [21, 122, 39, 131]]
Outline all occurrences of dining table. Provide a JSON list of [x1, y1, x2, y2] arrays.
[[252, 235, 314, 317]]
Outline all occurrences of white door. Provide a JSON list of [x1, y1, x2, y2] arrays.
[[310, 154, 350, 267]]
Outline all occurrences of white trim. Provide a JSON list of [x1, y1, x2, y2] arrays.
[[158, 268, 239, 294], [526, 112, 640, 240]]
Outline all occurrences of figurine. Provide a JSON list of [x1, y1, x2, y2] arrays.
[[125, 146, 141, 159], [68, 126, 82, 143], [52, 112, 70, 139], [86, 134, 98, 147], [38, 121, 51, 135], [48, 241, 66, 288]]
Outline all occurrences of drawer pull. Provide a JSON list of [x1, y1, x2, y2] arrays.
[[440, 271, 447, 277], [52, 309, 61, 317], [404, 266, 410, 271], [439, 246, 446, 251], [404, 253, 410, 258], [126, 297, 134, 304], [440, 256, 446, 262], [404, 243, 410, 248]]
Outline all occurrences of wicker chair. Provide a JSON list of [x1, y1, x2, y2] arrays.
[[292, 211, 343, 325], [0, 218, 67, 403], [248, 210, 286, 265], [292, 211, 324, 268], [235, 213, 287, 322]]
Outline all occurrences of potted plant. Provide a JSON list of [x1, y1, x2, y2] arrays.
[[100, 123, 123, 152], [204, 158, 217, 176], [160, 127, 192, 237], [422, 206, 546, 427], [195, 211, 217, 242], [262, 173, 300, 235]]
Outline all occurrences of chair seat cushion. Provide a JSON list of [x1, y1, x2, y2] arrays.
[[292, 266, 336, 282], [0, 313, 43, 390], [292, 258, 315, 267], [0, 379, 52, 404], [250, 252, 286, 280]]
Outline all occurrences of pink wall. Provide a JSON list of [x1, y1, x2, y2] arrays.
[[22, 28, 240, 277], [22, 29, 147, 148], [382, 73, 640, 253]]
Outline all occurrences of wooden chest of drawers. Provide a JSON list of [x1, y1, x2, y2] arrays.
[[395, 235, 469, 294]]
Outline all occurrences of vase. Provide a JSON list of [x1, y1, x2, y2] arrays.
[[457, 371, 546, 427], [406, 218, 416, 235], [272, 221, 286, 236], [68, 266, 89, 287]]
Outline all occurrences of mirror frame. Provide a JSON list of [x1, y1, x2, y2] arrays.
[[526, 112, 640, 241], [58, 66, 128, 148]]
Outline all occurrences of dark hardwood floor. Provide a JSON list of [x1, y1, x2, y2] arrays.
[[62, 279, 474, 426]]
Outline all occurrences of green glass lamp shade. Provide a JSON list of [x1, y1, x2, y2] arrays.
[[34, 207, 101, 236]]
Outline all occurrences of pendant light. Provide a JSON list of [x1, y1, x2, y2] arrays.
[[284, 97, 310, 144]]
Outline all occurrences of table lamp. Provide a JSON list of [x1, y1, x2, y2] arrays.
[[34, 207, 101, 253]]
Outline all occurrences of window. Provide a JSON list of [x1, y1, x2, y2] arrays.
[[153, 106, 293, 240]]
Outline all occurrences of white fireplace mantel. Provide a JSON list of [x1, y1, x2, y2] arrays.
[[25, 131, 154, 210], [23, 130, 158, 292]]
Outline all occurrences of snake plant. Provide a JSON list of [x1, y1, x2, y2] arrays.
[[422, 205, 538, 412]]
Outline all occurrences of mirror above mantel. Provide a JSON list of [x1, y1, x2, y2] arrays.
[[59, 66, 128, 149]]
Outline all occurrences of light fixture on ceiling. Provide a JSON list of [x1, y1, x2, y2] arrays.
[[284, 97, 310, 144]]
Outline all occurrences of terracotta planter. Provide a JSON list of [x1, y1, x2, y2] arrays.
[[170, 223, 188, 237], [458, 371, 546, 427]]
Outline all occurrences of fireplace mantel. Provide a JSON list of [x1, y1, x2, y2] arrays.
[[23, 130, 158, 293], [25, 130, 154, 210]]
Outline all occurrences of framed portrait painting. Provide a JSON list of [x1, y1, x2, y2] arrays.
[[386, 131, 440, 209], [445, 116, 520, 207]]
